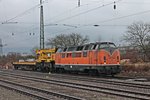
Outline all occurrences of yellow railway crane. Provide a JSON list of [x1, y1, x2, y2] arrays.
[[13, 0, 56, 72], [13, 48, 56, 72]]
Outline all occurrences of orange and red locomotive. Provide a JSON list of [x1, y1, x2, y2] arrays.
[[55, 42, 121, 75]]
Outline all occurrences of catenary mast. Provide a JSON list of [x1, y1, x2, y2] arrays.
[[40, 0, 44, 49]]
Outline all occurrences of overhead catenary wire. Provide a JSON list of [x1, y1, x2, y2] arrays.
[[5, 36, 38, 50], [2, 0, 105, 25], [44, 0, 100, 24], [3, 0, 150, 38], [45, 0, 122, 26], [1, 33, 38, 53], [1, 1, 47, 24], [94, 9, 150, 24], [2, 0, 150, 53], [6, 0, 150, 35], [48, 8, 150, 35], [121, 1, 150, 4], [44, 6, 78, 23], [13, 0, 119, 35], [2, 0, 122, 33], [64, 8, 150, 27], [18, 6, 150, 38]]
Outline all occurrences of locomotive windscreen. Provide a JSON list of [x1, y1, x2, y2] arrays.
[[98, 42, 117, 54], [99, 42, 116, 49]]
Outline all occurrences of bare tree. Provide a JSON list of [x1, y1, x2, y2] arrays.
[[123, 22, 150, 61], [46, 33, 89, 48]]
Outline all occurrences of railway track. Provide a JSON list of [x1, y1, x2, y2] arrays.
[[0, 75, 83, 100], [0, 71, 150, 100], [50, 73, 150, 90], [1, 70, 150, 90]]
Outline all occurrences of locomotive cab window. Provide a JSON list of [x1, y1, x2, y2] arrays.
[[77, 46, 84, 51], [98, 42, 117, 51], [83, 51, 87, 57], [67, 53, 72, 57], [57, 48, 63, 53], [91, 44, 98, 50], [109, 43, 116, 48], [99, 43, 108, 49], [63, 48, 67, 52], [84, 45, 90, 50], [67, 46, 76, 51], [76, 52, 82, 57]]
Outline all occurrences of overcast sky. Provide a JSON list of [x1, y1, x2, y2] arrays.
[[0, 0, 150, 54]]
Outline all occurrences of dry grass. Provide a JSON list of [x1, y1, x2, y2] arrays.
[[122, 63, 150, 72], [119, 63, 150, 77]]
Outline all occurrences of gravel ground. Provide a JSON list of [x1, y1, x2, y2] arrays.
[[3, 69, 150, 84], [0, 70, 145, 100], [0, 87, 36, 100], [0, 75, 135, 100]]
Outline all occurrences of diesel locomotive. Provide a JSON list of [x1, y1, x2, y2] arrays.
[[55, 42, 121, 75]]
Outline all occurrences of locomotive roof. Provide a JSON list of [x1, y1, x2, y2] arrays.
[[58, 42, 115, 48], [56, 42, 117, 53], [93, 42, 115, 44]]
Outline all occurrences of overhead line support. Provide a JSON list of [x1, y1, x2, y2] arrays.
[[40, 0, 44, 49]]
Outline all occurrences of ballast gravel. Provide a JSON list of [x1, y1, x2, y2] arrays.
[[0, 87, 36, 100]]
